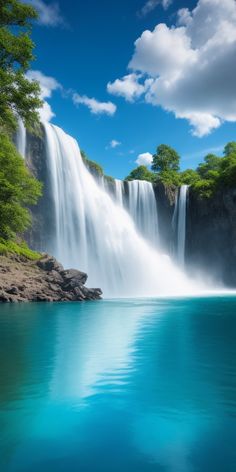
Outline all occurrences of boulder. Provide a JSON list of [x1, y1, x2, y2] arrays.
[[37, 255, 64, 272], [6, 286, 19, 295], [60, 269, 88, 285]]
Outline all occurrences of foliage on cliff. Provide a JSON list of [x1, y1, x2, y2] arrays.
[[81, 150, 115, 183], [0, 0, 42, 134], [126, 141, 236, 198], [125, 165, 155, 182], [0, 133, 42, 239]]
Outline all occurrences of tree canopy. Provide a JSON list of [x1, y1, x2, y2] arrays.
[[0, 133, 42, 239], [197, 153, 222, 179], [0, 0, 42, 133], [125, 140, 236, 198], [224, 142, 236, 157], [125, 165, 154, 182], [152, 144, 180, 173]]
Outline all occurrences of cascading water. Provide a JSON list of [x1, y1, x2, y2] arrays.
[[113, 179, 159, 245], [114, 179, 124, 206], [174, 185, 189, 266], [16, 118, 26, 158], [43, 123, 195, 297], [127, 180, 159, 246]]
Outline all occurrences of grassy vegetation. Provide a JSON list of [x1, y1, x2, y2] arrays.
[[0, 238, 41, 260]]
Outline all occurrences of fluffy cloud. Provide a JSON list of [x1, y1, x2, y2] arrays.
[[26, 70, 61, 121], [135, 152, 153, 166], [73, 94, 116, 116], [107, 73, 153, 102], [25, 0, 64, 26], [129, 24, 197, 77], [109, 0, 236, 137], [138, 0, 172, 17]]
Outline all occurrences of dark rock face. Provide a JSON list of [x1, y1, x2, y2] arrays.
[[24, 126, 56, 253], [0, 253, 102, 303], [186, 187, 236, 286], [153, 183, 176, 254]]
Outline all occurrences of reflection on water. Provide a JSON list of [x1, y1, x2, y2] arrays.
[[50, 300, 150, 400], [0, 297, 236, 472]]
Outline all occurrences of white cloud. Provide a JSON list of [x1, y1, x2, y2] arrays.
[[129, 24, 197, 78], [110, 0, 236, 137], [107, 73, 153, 102], [138, 0, 172, 17], [73, 93, 116, 116], [25, 0, 64, 26], [110, 140, 121, 148], [135, 152, 153, 166], [26, 70, 61, 121]]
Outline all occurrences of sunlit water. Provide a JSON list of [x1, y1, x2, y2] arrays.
[[0, 297, 236, 472]]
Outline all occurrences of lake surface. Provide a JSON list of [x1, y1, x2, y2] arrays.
[[0, 297, 236, 472]]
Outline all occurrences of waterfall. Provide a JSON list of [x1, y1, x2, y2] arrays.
[[114, 179, 124, 206], [127, 180, 159, 246], [16, 118, 26, 158], [43, 123, 195, 297], [174, 185, 189, 266], [113, 179, 159, 246]]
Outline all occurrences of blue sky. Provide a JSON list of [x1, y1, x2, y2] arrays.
[[27, 0, 236, 179]]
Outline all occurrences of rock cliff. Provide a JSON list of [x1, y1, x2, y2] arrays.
[[186, 187, 236, 286]]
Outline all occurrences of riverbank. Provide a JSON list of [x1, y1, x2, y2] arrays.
[[0, 252, 102, 303]]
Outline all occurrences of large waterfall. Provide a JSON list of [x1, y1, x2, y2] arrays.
[[43, 124, 196, 296], [16, 121, 198, 297]]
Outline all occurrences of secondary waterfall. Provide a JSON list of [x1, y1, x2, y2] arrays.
[[173, 185, 189, 266], [127, 180, 159, 246], [114, 179, 124, 206], [43, 123, 195, 297], [16, 118, 26, 158], [113, 179, 159, 245]]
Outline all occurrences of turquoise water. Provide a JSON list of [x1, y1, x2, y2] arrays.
[[0, 297, 236, 472]]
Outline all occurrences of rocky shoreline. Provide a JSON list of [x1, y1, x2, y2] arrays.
[[0, 253, 102, 303]]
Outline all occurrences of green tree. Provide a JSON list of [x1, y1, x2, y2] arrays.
[[224, 142, 236, 157], [220, 149, 236, 186], [125, 165, 155, 182], [180, 169, 200, 185], [197, 153, 222, 179], [151, 144, 180, 173], [0, 0, 42, 133], [156, 170, 181, 187], [0, 133, 42, 239]]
